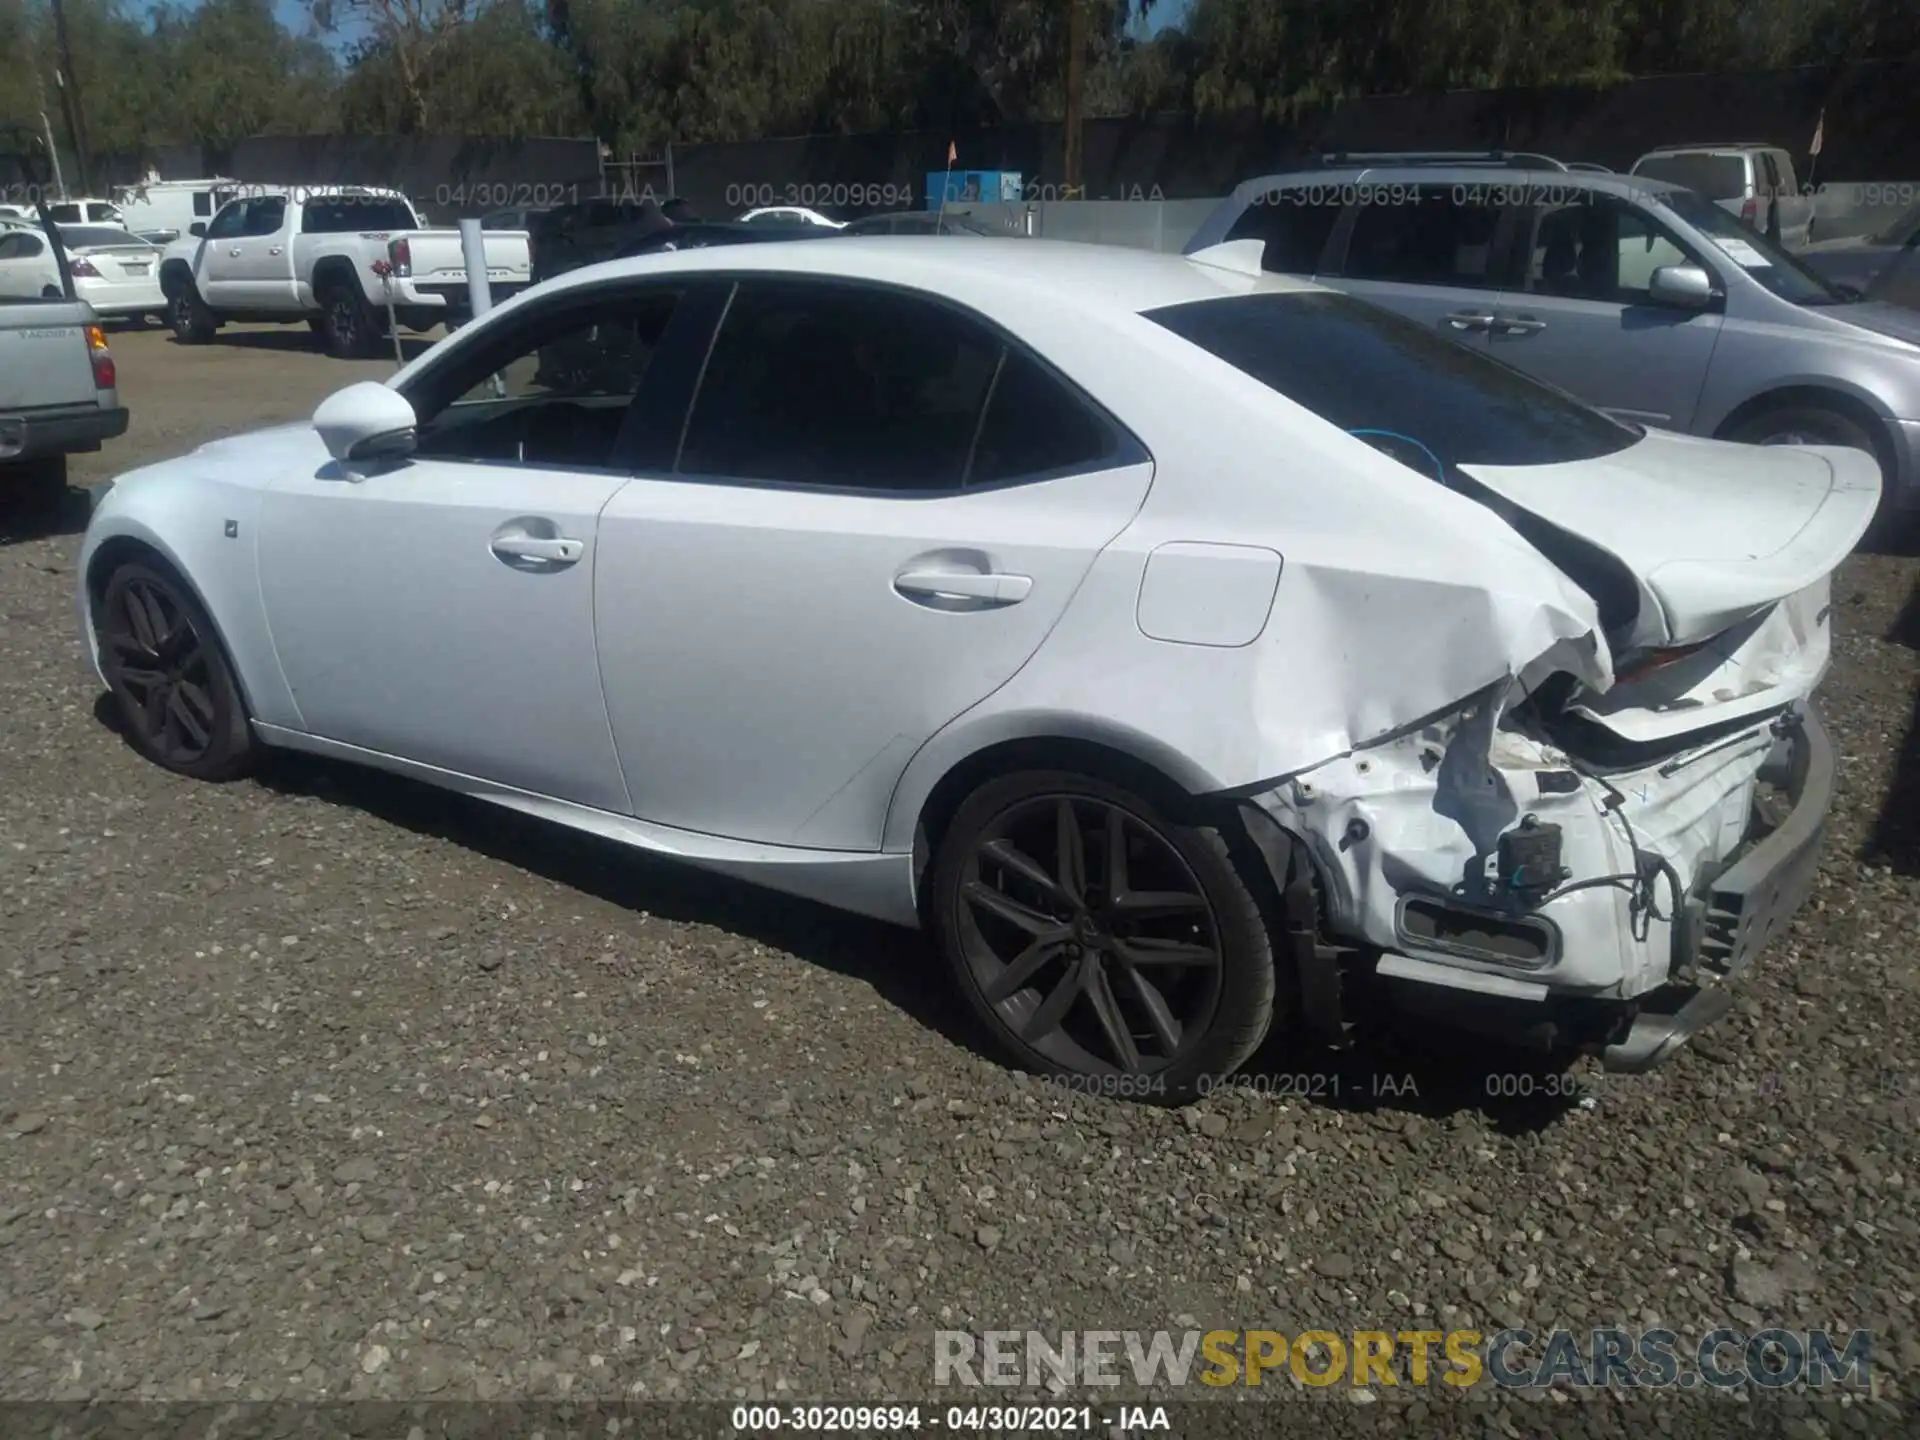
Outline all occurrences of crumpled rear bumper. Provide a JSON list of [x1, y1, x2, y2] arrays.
[[1600, 703, 1831, 1071]]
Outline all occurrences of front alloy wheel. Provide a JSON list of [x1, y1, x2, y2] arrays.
[[930, 771, 1276, 1096], [97, 560, 254, 780]]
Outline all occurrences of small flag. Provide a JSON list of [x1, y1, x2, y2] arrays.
[[946, 141, 957, 167], [1810, 109, 1824, 158]]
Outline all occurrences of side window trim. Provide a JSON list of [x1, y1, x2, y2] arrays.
[[1516, 195, 1716, 304], [667, 272, 1148, 496], [1324, 183, 1517, 291]]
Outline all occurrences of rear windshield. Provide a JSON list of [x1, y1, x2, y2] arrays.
[[1632, 153, 1748, 201], [61, 225, 148, 250], [1144, 291, 1638, 474], [302, 198, 417, 233]]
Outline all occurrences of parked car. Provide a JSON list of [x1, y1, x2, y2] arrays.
[[840, 210, 1008, 237], [77, 238, 1867, 1090], [0, 224, 165, 324], [2, 210, 129, 506], [1800, 199, 1920, 294], [614, 220, 835, 257], [1185, 152, 1920, 534], [158, 186, 532, 358], [45, 196, 129, 228], [738, 205, 845, 229], [110, 176, 239, 246], [1628, 143, 1813, 250]]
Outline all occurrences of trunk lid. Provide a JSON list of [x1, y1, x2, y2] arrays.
[[0, 297, 101, 415], [1459, 429, 1880, 650]]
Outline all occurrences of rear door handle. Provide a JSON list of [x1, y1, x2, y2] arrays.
[[269, 246, 283, 256], [228, 247, 242, 256], [491, 534, 584, 565], [1443, 310, 1495, 331], [894, 569, 1032, 606], [1495, 315, 1547, 335]]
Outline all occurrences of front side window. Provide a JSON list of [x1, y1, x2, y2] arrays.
[[1337, 185, 1507, 289], [1145, 290, 1639, 477], [678, 281, 1000, 489], [1522, 197, 1697, 304], [1657, 189, 1844, 304], [408, 289, 684, 470], [205, 200, 249, 240], [1223, 189, 1343, 273], [244, 198, 287, 236]]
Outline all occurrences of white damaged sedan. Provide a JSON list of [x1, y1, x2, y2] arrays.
[[76, 237, 1877, 1095]]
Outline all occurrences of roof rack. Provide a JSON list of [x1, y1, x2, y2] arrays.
[[1641, 141, 1775, 152], [1565, 161, 1614, 172], [1316, 150, 1571, 171]]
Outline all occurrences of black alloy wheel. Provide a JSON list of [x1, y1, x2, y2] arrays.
[[97, 560, 254, 780], [931, 771, 1276, 1096]]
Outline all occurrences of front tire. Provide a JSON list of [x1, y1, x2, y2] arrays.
[[168, 283, 217, 344], [319, 285, 382, 359], [95, 558, 255, 781], [927, 770, 1277, 1098]]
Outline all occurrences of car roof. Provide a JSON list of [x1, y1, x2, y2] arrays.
[[540, 236, 1324, 316], [1637, 142, 1776, 154], [1231, 165, 1687, 202]]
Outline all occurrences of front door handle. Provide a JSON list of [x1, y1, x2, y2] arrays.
[[1443, 310, 1495, 331], [269, 246, 283, 256], [1495, 315, 1547, 335], [491, 534, 584, 565], [894, 569, 1032, 606], [228, 247, 242, 256]]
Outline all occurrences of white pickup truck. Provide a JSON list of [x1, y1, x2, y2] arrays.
[[158, 186, 532, 358]]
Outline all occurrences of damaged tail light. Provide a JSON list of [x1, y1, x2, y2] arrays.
[[68, 256, 101, 278], [85, 325, 115, 390], [1739, 196, 1758, 227], [1615, 640, 1712, 684]]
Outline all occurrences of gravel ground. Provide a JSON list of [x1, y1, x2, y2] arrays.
[[2, 324, 1918, 1432]]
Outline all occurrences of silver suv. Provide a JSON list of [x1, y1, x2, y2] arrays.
[[1630, 143, 1814, 251], [1184, 152, 1920, 529]]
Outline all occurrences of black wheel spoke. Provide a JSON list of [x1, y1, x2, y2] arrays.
[[123, 586, 163, 650], [1022, 966, 1083, 1044], [984, 935, 1066, 1004], [140, 682, 169, 738], [107, 632, 159, 666], [980, 838, 1070, 905], [1055, 799, 1086, 902], [1113, 890, 1208, 917], [1085, 963, 1142, 1072], [963, 880, 1063, 937], [1120, 963, 1183, 1055], [1103, 808, 1129, 904], [115, 664, 167, 691], [1114, 936, 1217, 968], [168, 688, 212, 749]]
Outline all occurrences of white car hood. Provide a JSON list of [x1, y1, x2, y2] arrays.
[[1460, 429, 1880, 649]]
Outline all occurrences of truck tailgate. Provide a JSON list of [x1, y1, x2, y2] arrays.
[[400, 230, 531, 286], [0, 299, 101, 412]]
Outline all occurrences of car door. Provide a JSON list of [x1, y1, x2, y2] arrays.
[[255, 284, 696, 812], [0, 232, 57, 297], [196, 198, 251, 302], [1487, 194, 1723, 430], [1322, 181, 1516, 353], [593, 275, 1155, 851], [1768, 150, 1813, 249], [225, 196, 293, 306]]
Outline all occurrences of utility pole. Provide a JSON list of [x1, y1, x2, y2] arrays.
[[48, 0, 94, 196], [1062, 0, 1086, 196]]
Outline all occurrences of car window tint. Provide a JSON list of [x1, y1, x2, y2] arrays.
[[205, 201, 248, 239], [47, 203, 81, 223], [1524, 198, 1694, 303], [244, 198, 287, 236], [1632, 154, 1747, 201], [411, 290, 683, 470], [1339, 186, 1504, 289], [192, 192, 212, 217], [304, 199, 415, 233], [1223, 190, 1344, 273], [969, 349, 1121, 485], [679, 281, 999, 490], [1145, 290, 1638, 473]]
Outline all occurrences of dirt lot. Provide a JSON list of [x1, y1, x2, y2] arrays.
[[2, 323, 1919, 1427]]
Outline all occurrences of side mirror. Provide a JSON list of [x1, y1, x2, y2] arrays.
[[1647, 263, 1716, 310], [314, 381, 417, 465], [189, 222, 206, 238]]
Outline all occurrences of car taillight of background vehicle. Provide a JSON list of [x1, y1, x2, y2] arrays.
[[86, 325, 115, 389], [69, 257, 101, 278], [1740, 197, 1758, 225], [389, 237, 412, 277]]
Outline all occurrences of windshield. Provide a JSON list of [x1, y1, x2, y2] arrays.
[[61, 225, 149, 250], [1657, 189, 1846, 304], [1632, 153, 1747, 201], [1869, 200, 1920, 247], [1144, 291, 1640, 475]]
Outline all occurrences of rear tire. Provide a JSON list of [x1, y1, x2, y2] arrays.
[[168, 282, 217, 344], [6, 455, 70, 515], [319, 284, 382, 359], [1724, 403, 1899, 543], [927, 769, 1277, 1101], [94, 556, 255, 782]]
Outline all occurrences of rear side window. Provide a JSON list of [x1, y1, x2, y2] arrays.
[[1632, 154, 1747, 201], [1144, 291, 1639, 472], [1338, 185, 1506, 289], [970, 349, 1121, 484], [193, 192, 213, 217], [1223, 191, 1344, 273]]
